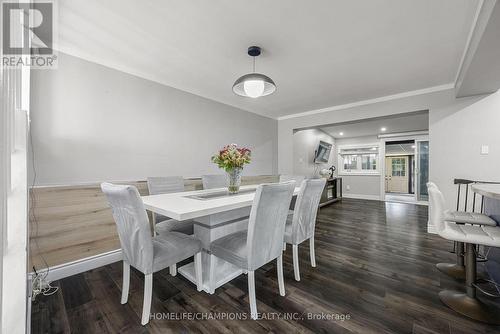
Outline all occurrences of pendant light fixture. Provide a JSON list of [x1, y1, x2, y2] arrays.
[[232, 46, 276, 98]]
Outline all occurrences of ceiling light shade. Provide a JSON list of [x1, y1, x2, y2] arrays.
[[233, 73, 276, 98], [232, 46, 276, 98]]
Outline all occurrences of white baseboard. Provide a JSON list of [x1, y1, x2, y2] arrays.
[[30, 249, 122, 282], [343, 193, 381, 201], [427, 222, 437, 234]]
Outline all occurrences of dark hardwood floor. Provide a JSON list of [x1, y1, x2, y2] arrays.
[[31, 199, 500, 334]]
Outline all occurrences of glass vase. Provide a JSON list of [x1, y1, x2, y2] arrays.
[[227, 167, 242, 194]]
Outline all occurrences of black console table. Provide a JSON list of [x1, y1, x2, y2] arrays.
[[319, 177, 342, 208]]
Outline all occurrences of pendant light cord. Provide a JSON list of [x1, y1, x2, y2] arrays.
[[253, 56, 256, 73]]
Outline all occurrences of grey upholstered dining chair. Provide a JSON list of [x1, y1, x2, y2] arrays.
[[279, 175, 305, 212], [147, 177, 194, 235], [283, 178, 326, 281], [279, 174, 305, 184], [208, 181, 295, 319], [202, 174, 228, 189], [101, 182, 203, 325], [147, 176, 195, 276]]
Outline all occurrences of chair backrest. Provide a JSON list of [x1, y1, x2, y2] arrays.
[[147, 176, 185, 195], [101, 182, 154, 274], [279, 174, 305, 184], [202, 174, 228, 189], [246, 181, 295, 271], [427, 182, 437, 190], [289, 178, 326, 244], [427, 184, 446, 234]]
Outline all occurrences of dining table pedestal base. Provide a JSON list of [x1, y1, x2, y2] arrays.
[[177, 207, 250, 294]]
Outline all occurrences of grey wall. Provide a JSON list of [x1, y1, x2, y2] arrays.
[[292, 129, 335, 177], [30, 53, 278, 185], [430, 90, 500, 210], [278, 88, 500, 231], [335, 135, 381, 199], [339, 175, 380, 198], [278, 89, 452, 177]]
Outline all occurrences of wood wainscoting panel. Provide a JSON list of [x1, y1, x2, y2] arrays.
[[29, 175, 278, 270]]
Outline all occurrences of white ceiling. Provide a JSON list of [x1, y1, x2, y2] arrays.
[[58, 0, 479, 119], [321, 112, 428, 138]]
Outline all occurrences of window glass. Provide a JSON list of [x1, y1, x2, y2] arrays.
[[361, 154, 377, 170], [391, 158, 406, 176], [343, 155, 358, 170], [339, 146, 379, 174]]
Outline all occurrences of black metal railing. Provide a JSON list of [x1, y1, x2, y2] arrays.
[[454, 178, 500, 214]]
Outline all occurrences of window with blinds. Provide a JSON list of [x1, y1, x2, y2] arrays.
[[338, 145, 380, 175]]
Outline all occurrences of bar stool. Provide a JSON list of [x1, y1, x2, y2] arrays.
[[428, 186, 500, 324], [427, 182, 496, 280]]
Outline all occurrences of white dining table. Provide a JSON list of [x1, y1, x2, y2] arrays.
[[142, 184, 300, 293]]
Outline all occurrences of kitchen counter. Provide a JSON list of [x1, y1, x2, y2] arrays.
[[471, 183, 500, 201]]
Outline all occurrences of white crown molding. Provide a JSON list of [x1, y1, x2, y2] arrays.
[[277, 83, 454, 121], [378, 130, 429, 139], [453, 0, 485, 87], [453, 0, 497, 93]]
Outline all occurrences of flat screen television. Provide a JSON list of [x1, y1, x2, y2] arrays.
[[314, 141, 332, 163]]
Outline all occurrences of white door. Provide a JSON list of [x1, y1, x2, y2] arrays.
[[385, 156, 409, 193]]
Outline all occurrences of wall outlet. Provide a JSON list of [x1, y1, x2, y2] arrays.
[[480, 145, 489, 155], [346, 185, 350, 191]]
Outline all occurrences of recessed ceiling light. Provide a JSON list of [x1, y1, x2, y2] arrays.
[[339, 132, 344, 136], [380, 127, 387, 132], [371, 147, 377, 150], [411, 145, 416, 149]]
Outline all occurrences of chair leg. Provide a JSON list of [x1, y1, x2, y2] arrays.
[[283, 242, 286, 252], [436, 241, 466, 280], [194, 252, 202, 292], [439, 243, 500, 325], [310, 237, 316, 267], [141, 274, 153, 326], [277, 254, 285, 296], [209, 254, 216, 294], [121, 261, 130, 304], [292, 244, 300, 281], [169, 264, 177, 276], [248, 271, 258, 320], [152, 212, 157, 236]]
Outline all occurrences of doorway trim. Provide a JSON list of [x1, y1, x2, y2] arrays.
[[379, 132, 429, 204]]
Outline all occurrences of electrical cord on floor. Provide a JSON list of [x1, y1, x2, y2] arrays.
[[31, 267, 58, 300], [28, 118, 57, 300]]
